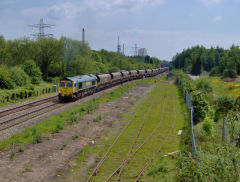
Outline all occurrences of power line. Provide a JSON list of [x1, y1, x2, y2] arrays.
[[131, 44, 140, 56], [29, 18, 55, 39]]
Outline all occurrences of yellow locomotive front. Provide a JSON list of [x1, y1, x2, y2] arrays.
[[58, 80, 76, 100]]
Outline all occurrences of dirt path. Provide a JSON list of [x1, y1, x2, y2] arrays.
[[0, 83, 152, 182]]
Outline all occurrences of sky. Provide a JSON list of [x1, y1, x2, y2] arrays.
[[0, 0, 240, 61]]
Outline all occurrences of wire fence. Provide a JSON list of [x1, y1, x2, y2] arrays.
[[177, 78, 198, 156], [222, 117, 230, 144]]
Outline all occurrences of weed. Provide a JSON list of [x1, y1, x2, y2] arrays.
[[53, 123, 64, 133], [32, 128, 42, 144], [93, 115, 102, 122], [69, 115, 78, 124], [18, 146, 24, 152], [10, 151, 15, 159], [59, 143, 67, 150], [72, 134, 79, 140], [58, 173, 66, 179], [24, 168, 32, 172]]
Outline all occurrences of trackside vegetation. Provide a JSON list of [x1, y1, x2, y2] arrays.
[[174, 71, 240, 181], [0, 79, 155, 151]]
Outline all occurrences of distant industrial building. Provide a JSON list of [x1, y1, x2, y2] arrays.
[[138, 48, 147, 57]]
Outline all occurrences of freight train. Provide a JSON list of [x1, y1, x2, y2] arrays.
[[58, 67, 168, 101]]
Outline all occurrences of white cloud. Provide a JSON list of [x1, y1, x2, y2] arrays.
[[35, 0, 166, 20], [214, 15, 222, 21], [199, 0, 220, 6]]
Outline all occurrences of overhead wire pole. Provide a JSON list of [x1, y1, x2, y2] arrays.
[[131, 44, 140, 56], [29, 18, 55, 39]]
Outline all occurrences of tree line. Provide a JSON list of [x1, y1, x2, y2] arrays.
[[172, 45, 240, 78], [0, 35, 163, 89]]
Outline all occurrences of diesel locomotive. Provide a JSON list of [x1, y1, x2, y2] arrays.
[[58, 67, 168, 101]]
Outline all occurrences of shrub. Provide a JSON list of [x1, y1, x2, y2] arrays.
[[202, 116, 214, 136], [0, 66, 15, 89], [22, 60, 42, 84], [177, 147, 240, 181], [191, 91, 209, 123], [210, 67, 219, 76], [215, 95, 234, 121], [195, 78, 212, 93], [9, 66, 30, 86]]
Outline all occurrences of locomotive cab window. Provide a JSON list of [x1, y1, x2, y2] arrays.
[[79, 82, 82, 89], [92, 81, 95, 85], [67, 83, 73, 88], [60, 82, 65, 87]]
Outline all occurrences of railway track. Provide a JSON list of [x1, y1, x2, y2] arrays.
[[0, 95, 60, 132], [86, 82, 171, 182], [134, 94, 177, 182]]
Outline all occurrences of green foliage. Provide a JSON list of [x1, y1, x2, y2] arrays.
[[0, 65, 15, 89], [93, 115, 102, 122], [22, 60, 42, 84], [18, 146, 24, 152], [32, 128, 42, 144], [191, 91, 209, 123], [9, 66, 30, 86], [226, 110, 240, 142], [172, 45, 240, 78], [24, 168, 32, 173], [209, 67, 219, 76], [215, 95, 235, 121], [177, 147, 240, 182], [195, 77, 212, 93], [53, 123, 64, 133], [202, 116, 214, 136]]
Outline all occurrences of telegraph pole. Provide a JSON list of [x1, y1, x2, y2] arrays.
[[29, 18, 55, 39]]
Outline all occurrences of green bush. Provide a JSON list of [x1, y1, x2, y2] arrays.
[[177, 147, 240, 181], [191, 91, 209, 123], [202, 116, 214, 136], [215, 95, 234, 121], [9, 66, 30, 86], [195, 78, 212, 93], [22, 60, 42, 84], [0, 66, 15, 89]]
